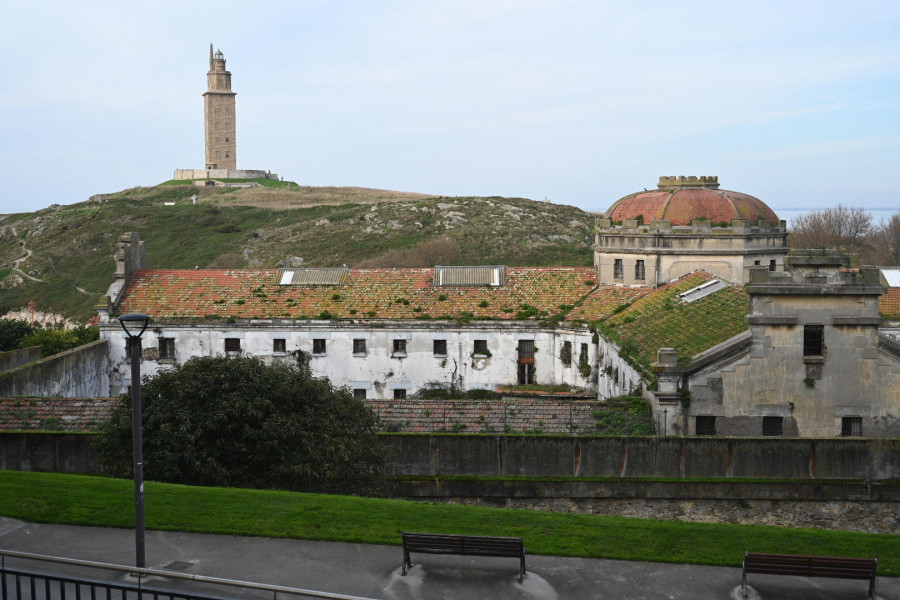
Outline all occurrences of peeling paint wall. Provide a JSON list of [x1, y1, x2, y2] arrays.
[[100, 321, 597, 398]]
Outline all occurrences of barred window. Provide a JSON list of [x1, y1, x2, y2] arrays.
[[695, 416, 716, 436], [392, 339, 407, 355], [803, 325, 824, 357], [613, 259, 624, 280], [353, 338, 367, 354], [393, 388, 407, 400], [841, 416, 862, 437], [762, 416, 783, 436], [353, 388, 367, 400], [433, 339, 447, 356], [224, 338, 241, 353], [635, 260, 645, 281], [473, 339, 489, 355]]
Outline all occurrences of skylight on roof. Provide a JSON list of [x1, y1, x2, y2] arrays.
[[677, 279, 727, 303], [278, 268, 348, 286], [434, 266, 506, 287]]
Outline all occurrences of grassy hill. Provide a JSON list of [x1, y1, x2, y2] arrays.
[[0, 181, 598, 322]]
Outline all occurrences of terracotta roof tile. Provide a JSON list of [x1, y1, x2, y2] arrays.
[[606, 188, 778, 226], [0, 397, 116, 432], [117, 267, 599, 321]]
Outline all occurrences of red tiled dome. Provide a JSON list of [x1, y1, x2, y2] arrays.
[[605, 176, 779, 226]]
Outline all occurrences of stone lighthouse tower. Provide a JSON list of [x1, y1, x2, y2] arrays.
[[203, 44, 237, 170]]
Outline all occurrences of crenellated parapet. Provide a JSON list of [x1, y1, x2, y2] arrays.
[[657, 175, 719, 190], [594, 217, 787, 235]]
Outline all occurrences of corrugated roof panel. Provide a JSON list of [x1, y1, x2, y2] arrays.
[[278, 268, 348, 285], [880, 267, 900, 287], [434, 266, 506, 287]]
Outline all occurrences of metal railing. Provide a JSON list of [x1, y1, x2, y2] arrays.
[[1, 549, 379, 600]]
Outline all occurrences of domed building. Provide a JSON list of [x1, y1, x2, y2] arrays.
[[593, 176, 788, 287]]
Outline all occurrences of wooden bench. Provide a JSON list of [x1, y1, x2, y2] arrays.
[[742, 551, 878, 599], [401, 532, 526, 583]]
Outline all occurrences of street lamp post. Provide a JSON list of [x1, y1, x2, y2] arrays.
[[118, 313, 151, 569]]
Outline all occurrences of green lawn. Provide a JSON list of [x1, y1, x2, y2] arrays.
[[1, 471, 896, 574]]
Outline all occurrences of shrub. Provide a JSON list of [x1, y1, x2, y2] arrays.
[[95, 356, 388, 492]]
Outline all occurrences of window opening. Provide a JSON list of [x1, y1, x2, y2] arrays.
[[803, 324, 824, 357], [561, 341, 572, 366], [224, 338, 241, 353], [613, 259, 624, 280], [635, 260, 645, 281], [433, 339, 447, 356], [353, 339, 367, 355], [393, 388, 407, 400], [769, 260, 777, 272], [158, 338, 175, 360], [841, 416, 862, 437], [762, 416, 783, 436], [273, 338, 286, 354], [312, 338, 327, 355], [473, 339, 489, 356], [517, 340, 535, 384], [695, 416, 716, 436], [353, 388, 367, 400], [578, 343, 589, 369], [393, 339, 407, 355]]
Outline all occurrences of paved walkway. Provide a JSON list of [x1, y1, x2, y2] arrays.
[[0, 517, 894, 599]]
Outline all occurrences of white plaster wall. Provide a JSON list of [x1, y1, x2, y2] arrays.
[[595, 336, 643, 400], [102, 322, 596, 398]]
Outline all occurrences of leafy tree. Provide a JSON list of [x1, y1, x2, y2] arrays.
[[95, 355, 389, 492], [19, 325, 99, 357], [0, 319, 36, 352]]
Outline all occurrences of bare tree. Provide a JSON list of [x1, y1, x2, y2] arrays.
[[869, 213, 900, 266], [789, 204, 873, 262]]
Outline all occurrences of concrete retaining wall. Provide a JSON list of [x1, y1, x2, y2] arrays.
[[0, 347, 42, 373], [0, 341, 109, 398], [4, 432, 899, 482], [385, 435, 900, 480], [0, 433, 103, 473]]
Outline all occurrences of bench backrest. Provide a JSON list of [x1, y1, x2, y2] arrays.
[[744, 552, 877, 580], [402, 532, 524, 558]]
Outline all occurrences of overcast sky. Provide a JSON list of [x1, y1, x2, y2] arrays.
[[1, 0, 898, 216]]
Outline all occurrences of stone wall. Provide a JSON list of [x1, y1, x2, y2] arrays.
[[0, 340, 109, 398], [367, 398, 603, 434], [440, 496, 900, 534], [173, 169, 278, 180]]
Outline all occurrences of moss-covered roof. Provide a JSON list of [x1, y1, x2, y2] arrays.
[[599, 271, 749, 368], [117, 267, 599, 321]]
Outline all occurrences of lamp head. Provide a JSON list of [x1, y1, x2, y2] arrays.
[[118, 313, 151, 339]]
